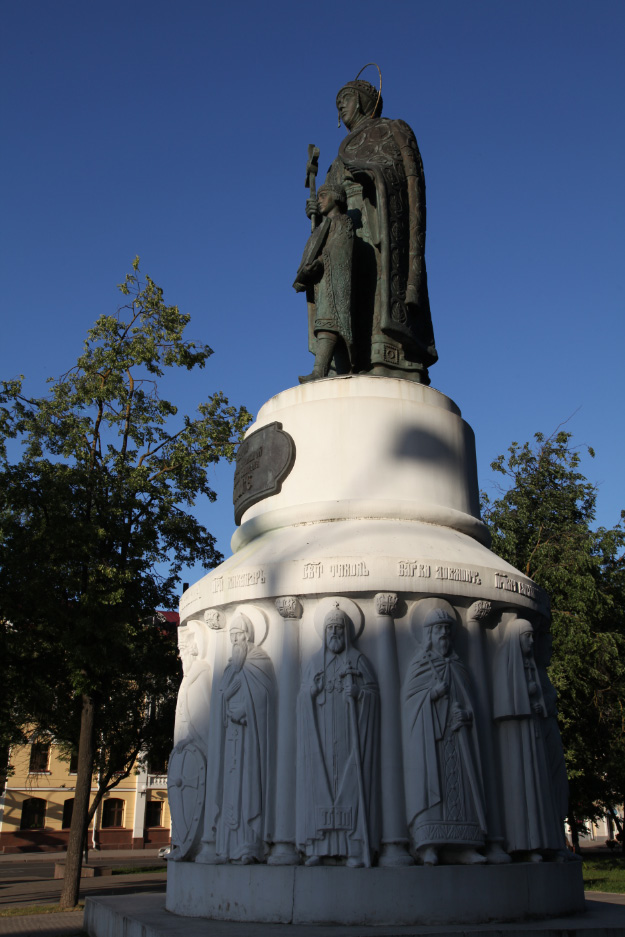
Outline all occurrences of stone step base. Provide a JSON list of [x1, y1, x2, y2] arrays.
[[165, 861, 584, 926], [84, 893, 625, 937]]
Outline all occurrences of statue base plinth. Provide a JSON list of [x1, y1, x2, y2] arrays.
[[164, 862, 584, 925]]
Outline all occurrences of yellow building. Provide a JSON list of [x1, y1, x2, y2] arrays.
[[0, 736, 171, 853]]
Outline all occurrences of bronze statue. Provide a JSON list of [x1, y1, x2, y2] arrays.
[[294, 184, 354, 383], [294, 71, 438, 384]]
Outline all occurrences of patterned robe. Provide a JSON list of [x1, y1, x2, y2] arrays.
[[403, 649, 487, 850]]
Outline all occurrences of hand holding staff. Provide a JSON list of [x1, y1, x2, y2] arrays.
[[305, 143, 320, 232]]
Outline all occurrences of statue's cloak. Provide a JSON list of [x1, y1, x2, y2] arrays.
[[334, 117, 437, 367]]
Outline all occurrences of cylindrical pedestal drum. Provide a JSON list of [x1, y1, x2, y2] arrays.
[[166, 376, 584, 926]]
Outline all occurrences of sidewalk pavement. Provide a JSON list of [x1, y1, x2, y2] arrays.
[[0, 847, 162, 865], [0, 852, 166, 936]]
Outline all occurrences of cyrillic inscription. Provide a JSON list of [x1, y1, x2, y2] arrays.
[[398, 561, 431, 578], [329, 561, 369, 578], [227, 569, 265, 589], [436, 566, 481, 585], [303, 562, 323, 579], [495, 573, 540, 600]]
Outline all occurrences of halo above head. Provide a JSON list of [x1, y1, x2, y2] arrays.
[[313, 596, 364, 640], [336, 62, 383, 123], [423, 607, 456, 631]]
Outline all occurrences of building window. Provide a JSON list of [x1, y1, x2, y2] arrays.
[[62, 798, 74, 829], [20, 797, 46, 830], [149, 756, 168, 776], [29, 742, 50, 773], [145, 800, 162, 828], [101, 798, 124, 828], [69, 751, 78, 774]]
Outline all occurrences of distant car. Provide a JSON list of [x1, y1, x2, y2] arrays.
[[158, 845, 171, 859]]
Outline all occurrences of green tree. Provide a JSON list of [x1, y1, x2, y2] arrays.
[[0, 260, 250, 906], [482, 431, 625, 847]]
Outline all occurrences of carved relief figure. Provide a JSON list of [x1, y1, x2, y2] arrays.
[[296, 604, 380, 866], [294, 183, 354, 383], [173, 624, 212, 747], [214, 613, 276, 863], [535, 631, 570, 855], [300, 75, 437, 383], [168, 623, 211, 860], [403, 608, 487, 865], [493, 618, 565, 860]]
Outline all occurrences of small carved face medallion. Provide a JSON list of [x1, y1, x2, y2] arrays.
[[326, 620, 346, 655], [433, 622, 452, 657], [337, 89, 359, 129], [520, 630, 534, 657]]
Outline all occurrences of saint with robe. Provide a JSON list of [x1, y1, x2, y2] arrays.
[[493, 618, 565, 860], [403, 608, 487, 865], [296, 604, 380, 866], [214, 613, 276, 863]]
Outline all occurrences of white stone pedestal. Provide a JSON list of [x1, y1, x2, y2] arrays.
[[167, 861, 584, 925], [164, 376, 583, 926]]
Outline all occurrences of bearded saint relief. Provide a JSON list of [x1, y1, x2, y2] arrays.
[[403, 608, 488, 865], [214, 612, 276, 864], [493, 618, 566, 861], [296, 603, 380, 867]]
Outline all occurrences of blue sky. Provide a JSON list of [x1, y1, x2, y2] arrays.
[[2, 1, 623, 583]]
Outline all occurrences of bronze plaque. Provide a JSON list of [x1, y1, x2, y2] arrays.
[[233, 421, 296, 525]]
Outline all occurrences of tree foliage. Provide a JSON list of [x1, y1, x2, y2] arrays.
[[0, 260, 251, 902], [482, 431, 625, 832]]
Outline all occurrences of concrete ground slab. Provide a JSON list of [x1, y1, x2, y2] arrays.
[[84, 893, 625, 937]]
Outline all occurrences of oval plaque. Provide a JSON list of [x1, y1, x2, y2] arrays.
[[233, 421, 296, 525]]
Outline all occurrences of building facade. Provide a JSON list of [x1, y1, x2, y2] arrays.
[[0, 737, 171, 853]]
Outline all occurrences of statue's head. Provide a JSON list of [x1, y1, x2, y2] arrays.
[[336, 79, 383, 129], [318, 183, 347, 215], [423, 608, 455, 656], [229, 612, 253, 646], [516, 619, 535, 657], [180, 638, 199, 674], [229, 612, 254, 670], [324, 605, 349, 654]]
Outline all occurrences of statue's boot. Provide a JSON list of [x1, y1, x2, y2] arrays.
[[299, 334, 337, 384], [419, 846, 438, 865], [455, 847, 487, 865]]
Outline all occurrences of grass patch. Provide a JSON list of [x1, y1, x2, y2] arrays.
[[583, 856, 625, 894], [0, 903, 84, 917], [111, 864, 164, 875]]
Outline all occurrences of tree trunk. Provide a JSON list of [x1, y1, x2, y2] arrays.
[[59, 694, 96, 909]]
